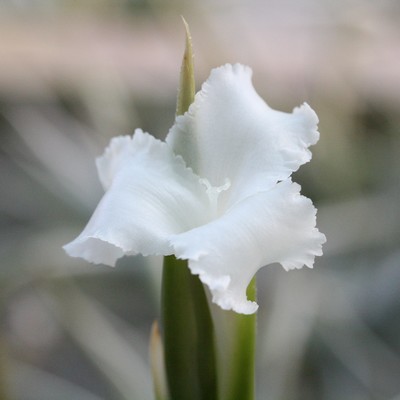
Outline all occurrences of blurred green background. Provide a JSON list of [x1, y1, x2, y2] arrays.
[[1, 1, 399, 399]]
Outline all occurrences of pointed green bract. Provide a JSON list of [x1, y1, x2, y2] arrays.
[[176, 17, 195, 116]]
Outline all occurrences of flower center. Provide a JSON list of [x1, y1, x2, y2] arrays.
[[200, 178, 231, 218]]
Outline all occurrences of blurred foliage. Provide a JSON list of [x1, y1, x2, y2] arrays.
[[0, 1, 399, 399]]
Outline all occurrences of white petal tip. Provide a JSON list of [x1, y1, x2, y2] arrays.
[[292, 103, 320, 146], [185, 258, 258, 314], [294, 102, 319, 123], [213, 293, 259, 315], [281, 234, 326, 271], [63, 237, 124, 267]]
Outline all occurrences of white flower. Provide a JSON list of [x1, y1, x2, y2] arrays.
[[64, 64, 326, 314]]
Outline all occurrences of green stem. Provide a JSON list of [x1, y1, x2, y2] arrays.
[[225, 278, 257, 400], [189, 268, 218, 400], [162, 256, 218, 400]]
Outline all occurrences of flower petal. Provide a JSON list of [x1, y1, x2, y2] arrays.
[[64, 131, 210, 266], [169, 180, 326, 314], [167, 64, 319, 208]]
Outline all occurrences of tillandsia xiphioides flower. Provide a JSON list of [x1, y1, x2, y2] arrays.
[[64, 63, 326, 315]]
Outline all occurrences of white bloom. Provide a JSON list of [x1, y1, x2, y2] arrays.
[[64, 64, 326, 314]]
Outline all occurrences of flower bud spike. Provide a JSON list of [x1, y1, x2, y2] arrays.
[[176, 17, 195, 116]]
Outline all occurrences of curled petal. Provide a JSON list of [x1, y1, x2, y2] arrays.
[[169, 180, 326, 314], [167, 64, 319, 208], [64, 131, 210, 266]]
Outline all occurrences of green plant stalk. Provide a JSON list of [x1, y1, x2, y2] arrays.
[[189, 266, 218, 400], [161, 21, 218, 400], [162, 257, 218, 400], [225, 278, 257, 400], [162, 256, 199, 400]]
